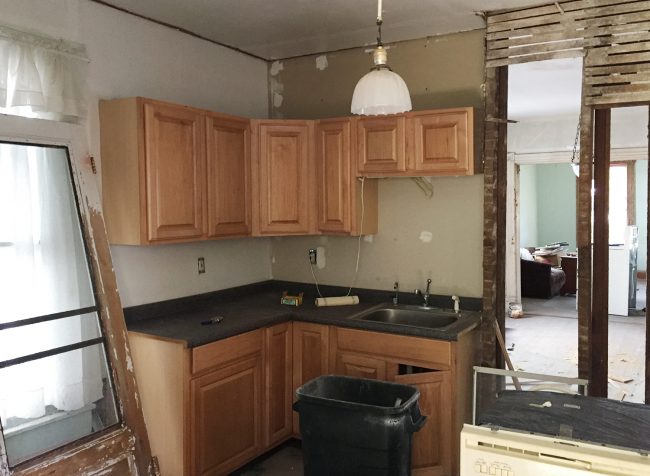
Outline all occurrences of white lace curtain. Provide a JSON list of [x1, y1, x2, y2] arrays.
[[0, 144, 103, 423], [0, 24, 88, 122]]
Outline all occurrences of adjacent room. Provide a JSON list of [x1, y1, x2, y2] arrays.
[[505, 58, 648, 402]]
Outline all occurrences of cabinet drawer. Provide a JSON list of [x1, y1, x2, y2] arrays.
[[192, 329, 264, 375], [334, 328, 451, 369]]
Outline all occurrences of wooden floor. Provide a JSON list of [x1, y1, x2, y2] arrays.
[[506, 284, 646, 403]]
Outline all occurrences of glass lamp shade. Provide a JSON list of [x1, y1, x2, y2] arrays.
[[351, 68, 412, 115], [571, 162, 580, 177]]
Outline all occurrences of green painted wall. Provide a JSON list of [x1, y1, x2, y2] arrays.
[[268, 30, 486, 297], [536, 164, 577, 252], [519, 164, 576, 251], [518, 165, 538, 248]]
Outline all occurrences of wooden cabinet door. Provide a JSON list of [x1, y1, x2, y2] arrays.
[[317, 118, 351, 233], [356, 115, 406, 174], [335, 351, 387, 380], [206, 114, 251, 237], [190, 354, 263, 476], [292, 322, 329, 434], [408, 108, 473, 176], [394, 370, 453, 475], [264, 323, 293, 448], [143, 101, 205, 241], [256, 121, 315, 234]]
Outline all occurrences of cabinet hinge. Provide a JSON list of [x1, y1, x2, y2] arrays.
[[89, 156, 97, 175]]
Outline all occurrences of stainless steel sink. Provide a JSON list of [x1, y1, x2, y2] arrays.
[[351, 304, 459, 329]]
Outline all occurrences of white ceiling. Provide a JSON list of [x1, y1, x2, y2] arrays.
[[96, 0, 546, 60], [508, 57, 583, 121]]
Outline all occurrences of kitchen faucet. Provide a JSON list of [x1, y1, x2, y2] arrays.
[[393, 281, 399, 305], [414, 278, 432, 307]]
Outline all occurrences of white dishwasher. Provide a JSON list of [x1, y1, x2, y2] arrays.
[[460, 424, 650, 476]]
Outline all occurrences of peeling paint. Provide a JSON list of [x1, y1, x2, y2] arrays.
[[269, 60, 284, 76], [125, 350, 134, 372], [315, 55, 328, 70], [273, 92, 284, 108], [419, 231, 433, 243]]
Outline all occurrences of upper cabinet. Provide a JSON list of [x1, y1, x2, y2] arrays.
[[206, 114, 251, 237], [356, 115, 406, 174], [407, 108, 474, 176], [99, 98, 251, 245], [100, 97, 474, 244], [356, 107, 474, 177], [143, 101, 206, 242], [252, 120, 317, 235], [317, 118, 378, 235]]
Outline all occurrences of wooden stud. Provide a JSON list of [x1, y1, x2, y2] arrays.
[[646, 106, 650, 404], [591, 108, 611, 397]]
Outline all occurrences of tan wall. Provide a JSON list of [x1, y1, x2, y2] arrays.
[[270, 30, 486, 297]]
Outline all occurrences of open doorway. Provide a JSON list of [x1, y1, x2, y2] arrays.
[[503, 57, 648, 402]]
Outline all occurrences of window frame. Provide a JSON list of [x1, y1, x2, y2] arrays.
[[0, 114, 153, 476]]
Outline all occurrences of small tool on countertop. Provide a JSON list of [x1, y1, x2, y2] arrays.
[[201, 316, 224, 325]]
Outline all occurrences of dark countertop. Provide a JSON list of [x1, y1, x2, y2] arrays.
[[125, 281, 482, 348], [479, 390, 650, 453]]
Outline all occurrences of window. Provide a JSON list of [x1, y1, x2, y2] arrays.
[[0, 115, 151, 476], [0, 143, 119, 466]]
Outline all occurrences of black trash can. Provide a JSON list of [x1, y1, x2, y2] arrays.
[[293, 375, 426, 476]]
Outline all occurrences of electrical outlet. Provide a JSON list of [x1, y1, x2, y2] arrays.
[[308, 248, 317, 265], [198, 257, 206, 274]]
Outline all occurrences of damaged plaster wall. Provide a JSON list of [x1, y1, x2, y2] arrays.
[[270, 30, 485, 297], [3, 0, 272, 306]]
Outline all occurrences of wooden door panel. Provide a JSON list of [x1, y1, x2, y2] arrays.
[[394, 371, 452, 474], [191, 355, 262, 476], [356, 116, 406, 173], [265, 323, 293, 448], [410, 109, 473, 175], [206, 115, 251, 237], [292, 323, 329, 434], [317, 120, 351, 232], [336, 352, 386, 380], [144, 102, 205, 241], [258, 123, 312, 234]]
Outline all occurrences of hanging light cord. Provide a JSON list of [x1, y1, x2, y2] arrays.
[[309, 177, 366, 298], [346, 177, 365, 296], [571, 121, 580, 165]]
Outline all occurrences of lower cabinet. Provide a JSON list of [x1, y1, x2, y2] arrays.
[[128, 324, 292, 476], [291, 322, 329, 435], [394, 370, 453, 473], [129, 321, 477, 476], [190, 353, 263, 475], [264, 322, 293, 447], [330, 327, 476, 476]]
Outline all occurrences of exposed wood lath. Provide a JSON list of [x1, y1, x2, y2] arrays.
[[484, 0, 650, 402], [487, 0, 650, 108]]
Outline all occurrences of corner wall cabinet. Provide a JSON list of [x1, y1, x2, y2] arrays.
[[316, 118, 378, 235], [251, 120, 317, 235]]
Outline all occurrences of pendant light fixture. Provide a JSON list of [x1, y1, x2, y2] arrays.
[[570, 121, 580, 177], [351, 0, 412, 115]]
